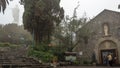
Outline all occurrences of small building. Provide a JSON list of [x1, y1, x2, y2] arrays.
[[73, 9, 120, 64]]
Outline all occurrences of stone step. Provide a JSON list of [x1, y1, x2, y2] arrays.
[[0, 64, 51, 68], [0, 57, 51, 68]]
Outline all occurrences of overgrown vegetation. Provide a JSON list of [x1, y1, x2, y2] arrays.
[[0, 0, 92, 64], [0, 23, 32, 45], [21, 0, 64, 44], [0, 42, 20, 48], [28, 43, 65, 62], [27, 3, 89, 63], [53, 4, 88, 52]]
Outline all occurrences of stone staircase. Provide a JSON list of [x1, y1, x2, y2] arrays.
[[0, 57, 51, 68], [0, 46, 51, 68]]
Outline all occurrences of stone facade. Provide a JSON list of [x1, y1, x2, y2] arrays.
[[0, 45, 28, 58], [73, 9, 120, 64]]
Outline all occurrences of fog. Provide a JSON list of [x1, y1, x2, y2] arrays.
[[0, 0, 24, 25], [0, 0, 120, 25]]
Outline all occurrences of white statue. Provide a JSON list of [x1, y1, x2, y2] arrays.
[[103, 24, 109, 36], [12, 5, 19, 23]]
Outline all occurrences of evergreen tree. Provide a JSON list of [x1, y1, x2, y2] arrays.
[[21, 0, 64, 45]]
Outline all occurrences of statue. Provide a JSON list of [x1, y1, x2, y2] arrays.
[[103, 24, 109, 36], [12, 5, 19, 23]]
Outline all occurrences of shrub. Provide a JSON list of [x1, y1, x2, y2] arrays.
[[28, 43, 54, 62], [83, 60, 91, 65], [0, 42, 10, 47], [74, 60, 80, 65]]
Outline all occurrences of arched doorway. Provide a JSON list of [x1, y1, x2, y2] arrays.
[[99, 40, 118, 64]]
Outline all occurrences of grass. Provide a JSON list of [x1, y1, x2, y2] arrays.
[[0, 42, 20, 48]]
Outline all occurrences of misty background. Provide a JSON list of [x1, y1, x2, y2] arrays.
[[0, 0, 120, 25]]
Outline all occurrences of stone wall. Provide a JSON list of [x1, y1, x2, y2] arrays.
[[73, 9, 120, 64], [0, 45, 28, 59]]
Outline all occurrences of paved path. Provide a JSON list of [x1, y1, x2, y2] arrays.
[[58, 66, 120, 68]]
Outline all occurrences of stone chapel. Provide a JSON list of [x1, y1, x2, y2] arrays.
[[73, 9, 120, 64]]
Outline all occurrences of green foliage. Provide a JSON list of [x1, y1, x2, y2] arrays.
[[0, 23, 32, 44], [52, 3, 89, 52], [0, 42, 10, 47], [78, 57, 91, 65], [22, 0, 64, 44], [0, 42, 20, 49], [22, 0, 65, 60], [54, 15, 88, 51], [28, 43, 66, 62], [73, 60, 80, 65], [28, 43, 53, 62], [50, 45, 65, 61], [83, 60, 91, 65], [28, 49, 53, 62]]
